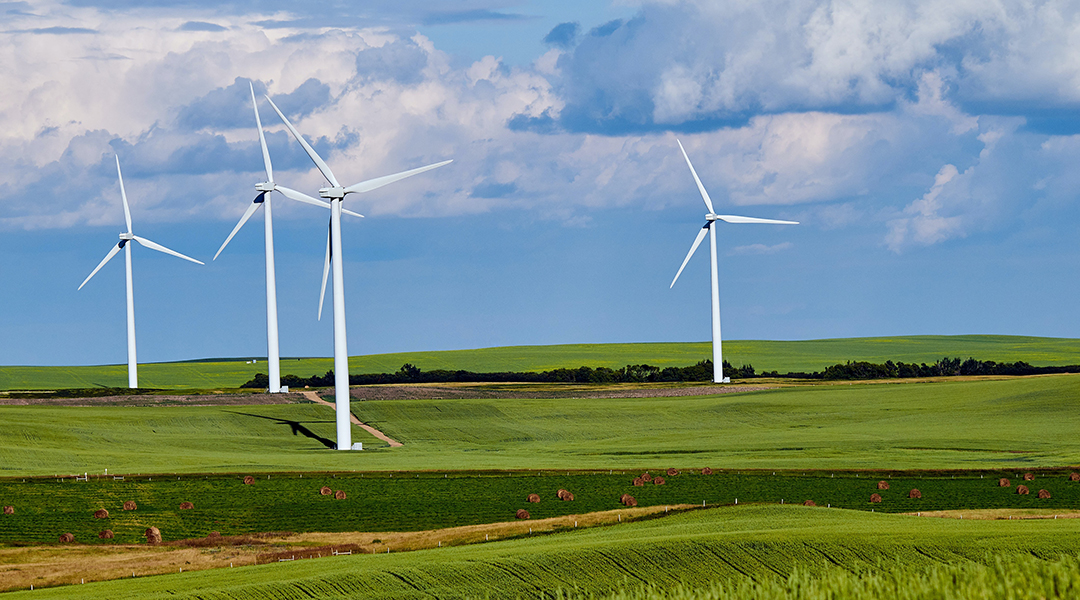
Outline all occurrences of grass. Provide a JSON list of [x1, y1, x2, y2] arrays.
[[4, 375, 1080, 476], [4, 334, 1080, 390], [6, 504, 1080, 598]]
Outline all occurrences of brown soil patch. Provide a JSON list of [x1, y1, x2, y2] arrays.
[[348, 383, 775, 401], [0, 392, 305, 407]]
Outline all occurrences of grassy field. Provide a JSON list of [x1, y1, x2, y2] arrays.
[[6, 504, 1080, 598], [2, 375, 1080, 476], [4, 335, 1080, 390]]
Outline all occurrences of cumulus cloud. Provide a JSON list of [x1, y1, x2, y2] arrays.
[[729, 241, 793, 255]]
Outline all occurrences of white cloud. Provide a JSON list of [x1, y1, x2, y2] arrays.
[[729, 241, 793, 255]]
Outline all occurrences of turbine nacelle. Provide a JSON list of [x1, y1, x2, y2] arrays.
[[119, 232, 134, 241], [255, 182, 275, 193], [319, 186, 346, 199]]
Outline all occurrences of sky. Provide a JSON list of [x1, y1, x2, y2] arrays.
[[2, 0, 1080, 366]]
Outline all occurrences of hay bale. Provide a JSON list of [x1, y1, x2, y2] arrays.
[[620, 493, 633, 504], [93, 509, 109, 519], [653, 476, 666, 486], [2, 506, 12, 515], [123, 501, 137, 511], [526, 493, 541, 503], [1016, 485, 1029, 495], [58, 533, 74, 543], [870, 493, 882, 503], [1023, 473, 1034, 481], [1038, 489, 1051, 499], [516, 509, 530, 520], [557, 488, 569, 500], [908, 489, 922, 499], [558, 490, 575, 501], [207, 531, 222, 539], [1070, 472, 1080, 482], [334, 490, 346, 500], [179, 502, 194, 510], [622, 495, 637, 507], [998, 478, 1010, 487], [641, 473, 653, 483], [98, 530, 113, 539], [877, 481, 889, 490], [666, 468, 679, 476], [803, 500, 816, 506], [319, 486, 332, 496], [145, 527, 161, 544], [243, 476, 255, 485], [632, 477, 644, 487], [701, 467, 713, 475]]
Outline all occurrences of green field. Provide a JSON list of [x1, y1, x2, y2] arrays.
[[2, 375, 1080, 477], [7, 505, 1080, 599], [4, 335, 1080, 390]]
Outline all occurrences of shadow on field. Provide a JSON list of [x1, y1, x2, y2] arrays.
[[228, 411, 336, 449]]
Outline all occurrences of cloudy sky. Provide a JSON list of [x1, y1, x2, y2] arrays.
[[2, 0, 1079, 366]]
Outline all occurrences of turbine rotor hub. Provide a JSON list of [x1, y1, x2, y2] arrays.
[[319, 186, 346, 199]]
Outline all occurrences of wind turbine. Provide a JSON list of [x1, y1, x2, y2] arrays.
[[265, 94, 452, 450], [669, 139, 797, 384], [78, 156, 205, 388], [213, 83, 364, 394]]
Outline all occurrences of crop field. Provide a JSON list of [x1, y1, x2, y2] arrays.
[[4, 334, 1080, 390], [2, 374, 1080, 476], [6, 504, 1080, 599]]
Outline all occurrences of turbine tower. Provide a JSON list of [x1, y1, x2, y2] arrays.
[[213, 83, 363, 393], [266, 94, 451, 450], [78, 156, 205, 388], [669, 140, 797, 384]]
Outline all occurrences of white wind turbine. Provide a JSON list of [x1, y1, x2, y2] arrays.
[[213, 83, 363, 394], [78, 156, 205, 388], [265, 94, 452, 450], [669, 140, 797, 384]]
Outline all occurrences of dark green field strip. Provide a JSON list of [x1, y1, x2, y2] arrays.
[[7, 505, 1080, 599], [3, 470, 1080, 545]]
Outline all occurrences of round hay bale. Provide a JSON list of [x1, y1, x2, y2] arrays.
[[319, 486, 332, 496], [632, 477, 644, 487], [93, 509, 109, 519], [908, 489, 922, 499], [58, 533, 74, 543], [1023, 473, 1034, 481], [179, 502, 194, 510], [98, 530, 113, 539], [653, 476, 665, 486], [620, 493, 633, 504], [526, 493, 541, 503], [998, 478, 1010, 487], [622, 495, 637, 507], [145, 527, 161, 544], [558, 490, 575, 501], [1016, 485, 1029, 495], [243, 476, 255, 485], [516, 509, 530, 520], [1070, 472, 1080, 482], [701, 467, 713, 475], [666, 468, 679, 476], [870, 493, 882, 503], [334, 490, 346, 500], [556, 488, 569, 500], [641, 473, 652, 483], [123, 500, 137, 511], [2, 506, 12, 515], [1038, 489, 1051, 499], [877, 481, 889, 490], [803, 500, 816, 506]]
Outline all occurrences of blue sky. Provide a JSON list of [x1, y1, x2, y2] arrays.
[[2, 0, 1080, 366]]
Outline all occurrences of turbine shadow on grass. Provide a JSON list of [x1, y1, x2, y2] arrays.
[[228, 411, 336, 449]]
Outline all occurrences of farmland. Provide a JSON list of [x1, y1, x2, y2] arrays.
[[4, 334, 1080, 390], [5, 504, 1080, 599]]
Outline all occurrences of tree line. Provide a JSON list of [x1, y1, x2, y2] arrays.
[[241, 356, 1080, 389]]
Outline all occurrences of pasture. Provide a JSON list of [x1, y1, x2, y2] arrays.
[[4, 334, 1080, 390], [5, 504, 1080, 599]]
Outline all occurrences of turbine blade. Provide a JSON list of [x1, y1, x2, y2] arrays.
[[670, 224, 710, 289], [676, 139, 715, 214], [116, 156, 132, 234], [214, 196, 264, 260], [276, 185, 332, 210], [78, 242, 123, 290], [250, 82, 273, 183], [343, 159, 453, 195], [264, 94, 339, 188], [341, 207, 364, 218], [318, 222, 331, 321], [133, 236, 205, 265], [715, 215, 799, 225]]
